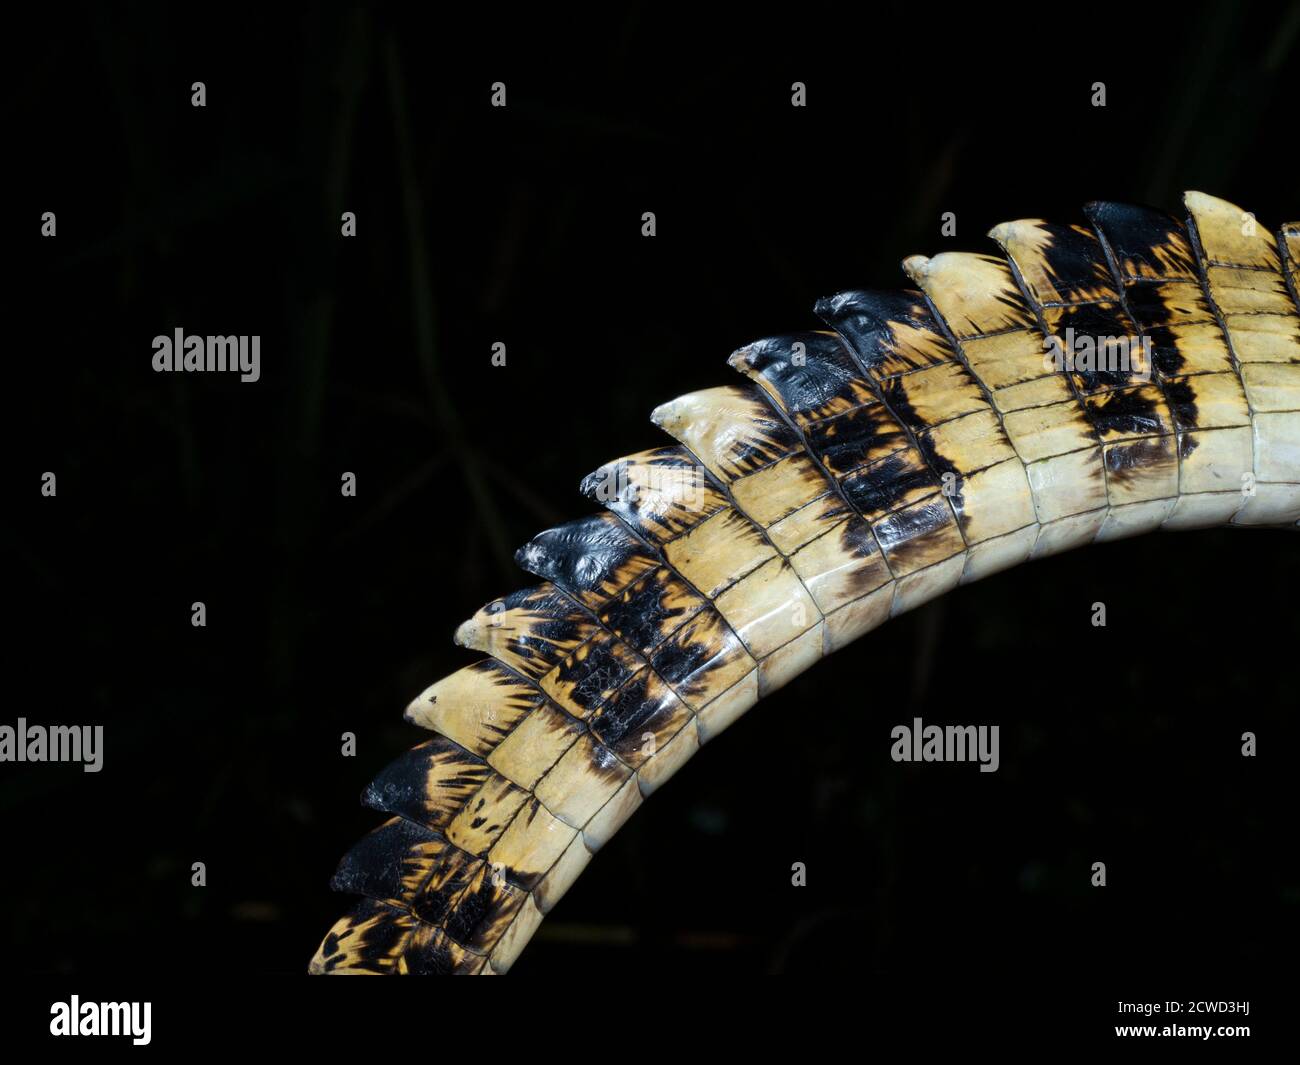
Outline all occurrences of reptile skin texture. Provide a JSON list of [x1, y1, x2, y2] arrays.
[[309, 192, 1300, 975]]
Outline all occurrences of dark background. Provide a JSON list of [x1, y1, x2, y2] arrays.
[[7, 3, 1298, 980]]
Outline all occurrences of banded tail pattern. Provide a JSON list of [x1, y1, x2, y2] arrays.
[[309, 193, 1300, 975]]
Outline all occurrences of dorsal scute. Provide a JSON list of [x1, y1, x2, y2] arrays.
[[514, 512, 660, 610], [988, 219, 1119, 305], [729, 330, 873, 423], [578, 445, 729, 545]]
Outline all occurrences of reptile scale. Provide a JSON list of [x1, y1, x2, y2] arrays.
[[309, 192, 1300, 975]]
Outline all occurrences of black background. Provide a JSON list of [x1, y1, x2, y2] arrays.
[[7, 1, 1298, 992]]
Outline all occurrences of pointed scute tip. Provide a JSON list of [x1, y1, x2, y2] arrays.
[[649, 397, 680, 433], [577, 463, 608, 501], [647, 392, 702, 436], [512, 540, 540, 572], [453, 618, 478, 649], [402, 687, 432, 727], [308, 923, 345, 975], [901, 254, 930, 283], [811, 293, 837, 319], [726, 344, 755, 372], [1183, 189, 1233, 215], [986, 218, 1048, 245]]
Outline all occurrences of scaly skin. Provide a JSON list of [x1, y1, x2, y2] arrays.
[[309, 193, 1300, 974]]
